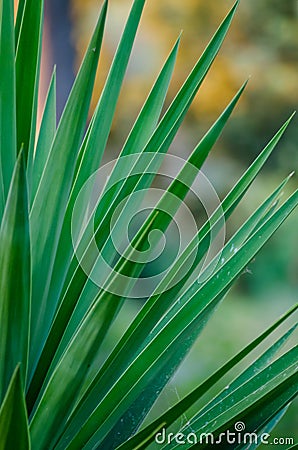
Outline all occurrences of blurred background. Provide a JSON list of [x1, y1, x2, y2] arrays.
[[28, 0, 298, 442]]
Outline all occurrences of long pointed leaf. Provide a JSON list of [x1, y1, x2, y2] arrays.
[[0, 0, 16, 200], [15, 0, 43, 161], [15, 0, 26, 45], [234, 407, 288, 450], [167, 329, 297, 450], [47, 0, 149, 313], [53, 120, 294, 448], [72, 0, 147, 200], [168, 367, 297, 449], [28, 0, 107, 381], [30, 68, 56, 203], [0, 151, 30, 402], [0, 366, 30, 450], [185, 347, 298, 450], [96, 176, 295, 448], [24, 113, 297, 413]]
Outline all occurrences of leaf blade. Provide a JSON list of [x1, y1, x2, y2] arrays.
[[15, 0, 43, 161], [0, 152, 30, 402], [28, 0, 107, 382], [0, 0, 16, 200], [29, 68, 56, 203], [0, 366, 30, 450]]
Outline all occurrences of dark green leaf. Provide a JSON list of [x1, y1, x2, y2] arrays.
[[0, 152, 30, 402], [48, 188, 298, 449], [234, 407, 289, 450], [60, 80, 246, 357], [187, 348, 298, 450], [0, 366, 30, 450]]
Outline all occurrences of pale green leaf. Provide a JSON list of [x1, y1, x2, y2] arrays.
[[30, 68, 56, 203]]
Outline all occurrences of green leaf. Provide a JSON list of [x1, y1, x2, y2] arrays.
[[15, 0, 26, 45], [121, 36, 182, 158], [29, 68, 56, 203], [0, 167, 4, 220], [115, 306, 297, 450], [0, 366, 30, 450], [164, 367, 297, 449], [213, 385, 297, 450], [0, 0, 16, 200], [172, 327, 297, 448], [27, 0, 107, 382], [96, 178, 295, 448], [91, 0, 240, 257], [0, 145, 4, 221], [234, 407, 288, 450], [186, 347, 298, 450], [15, 0, 43, 161], [0, 151, 30, 402], [26, 111, 295, 416]]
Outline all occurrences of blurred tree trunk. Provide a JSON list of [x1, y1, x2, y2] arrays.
[[14, 0, 75, 121], [45, 0, 75, 119]]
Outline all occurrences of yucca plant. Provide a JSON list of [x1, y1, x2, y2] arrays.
[[0, 0, 297, 448]]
